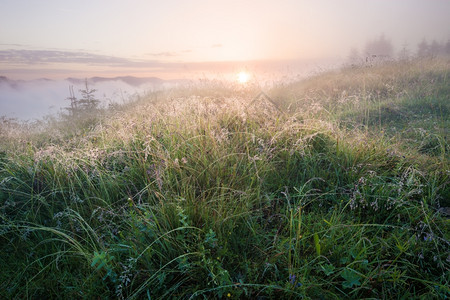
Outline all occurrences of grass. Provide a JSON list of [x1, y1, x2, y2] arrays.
[[1, 57, 449, 299]]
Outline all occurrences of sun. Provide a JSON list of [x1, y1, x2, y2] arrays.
[[237, 71, 250, 84]]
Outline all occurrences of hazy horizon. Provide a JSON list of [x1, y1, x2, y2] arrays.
[[0, 57, 340, 81], [0, 59, 336, 121], [1, 0, 449, 120], [1, 0, 449, 80]]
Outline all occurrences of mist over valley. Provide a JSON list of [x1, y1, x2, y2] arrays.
[[0, 75, 183, 120], [0, 1, 449, 298]]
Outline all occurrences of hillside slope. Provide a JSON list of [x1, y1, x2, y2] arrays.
[[1, 58, 448, 299]]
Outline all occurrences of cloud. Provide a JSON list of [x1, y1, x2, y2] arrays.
[[0, 43, 28, 48], [146, 51, 179, 57], [147, 49, 193, 56], [0, 49, 131, 66], [0, 49, 185, 73]]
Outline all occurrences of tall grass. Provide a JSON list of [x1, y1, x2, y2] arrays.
[[1, 58, 449, 299]]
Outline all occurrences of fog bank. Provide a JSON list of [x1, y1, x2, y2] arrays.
[[0, 78, 173, 121]]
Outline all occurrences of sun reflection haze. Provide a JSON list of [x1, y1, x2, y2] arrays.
[[237, 71, 250, 84]]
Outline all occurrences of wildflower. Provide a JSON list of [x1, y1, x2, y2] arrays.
[[289, 274, 302, 287], [70, 193, 84, 204], [423, 233, 433, 242], [227, 293, 231, 297], [370, 199, 379, 211], [289, 274, 296, 285]]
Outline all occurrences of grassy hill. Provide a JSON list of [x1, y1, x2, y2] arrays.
[[1, 58, 449, 299]]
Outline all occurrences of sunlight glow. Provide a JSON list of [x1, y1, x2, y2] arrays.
[[237, 71, 250, 84]]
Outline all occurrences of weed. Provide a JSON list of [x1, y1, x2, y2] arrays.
[[1, 57, 448, 299]]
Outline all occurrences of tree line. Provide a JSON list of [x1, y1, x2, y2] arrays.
[[347, 34, 450, 66]]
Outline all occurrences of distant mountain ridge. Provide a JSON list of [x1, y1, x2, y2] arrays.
[[0, 75, 185, 88], [0, 75, 187, 120], [0, 76, 23, 89], [66, 76, 167, 87]]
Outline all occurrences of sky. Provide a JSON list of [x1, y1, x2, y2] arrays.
[[1, 0, 450, 80]]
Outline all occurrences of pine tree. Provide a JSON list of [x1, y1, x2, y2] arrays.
[[78, 79, 100, 111], [347, 47, 363, 66], [64, 79, 100, 118], [364, 34, 394, 58], [417, 38, 429, 58], [65, 85, 78, 117]]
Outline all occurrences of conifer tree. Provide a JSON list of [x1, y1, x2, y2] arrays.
[[78, 79, 99, 111], [64, 79, 100, 117]]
